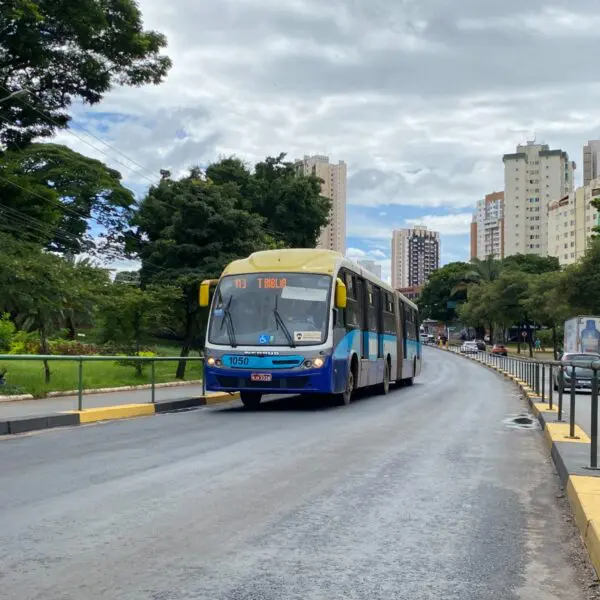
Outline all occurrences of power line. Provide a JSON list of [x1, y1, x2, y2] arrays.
[[1, 86, 288, 246], [0, 85, 161, 188]]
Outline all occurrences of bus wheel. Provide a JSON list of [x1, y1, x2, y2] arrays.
[[378, 361, 390, 395], [333, 370, 354, 406], [240, 391, 262, 409]]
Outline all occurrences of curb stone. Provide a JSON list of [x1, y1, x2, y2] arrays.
[[0, 392, 240, 436]]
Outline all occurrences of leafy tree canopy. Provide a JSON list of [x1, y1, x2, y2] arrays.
[[0, 0, 172, 147], [502, 253, 560, 274], [206, 153, 331, 249], [417, 262, 472, 322], [0, 143, 135, 256]]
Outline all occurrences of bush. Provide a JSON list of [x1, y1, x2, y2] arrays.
[[48, 340, 103, 356], [9, 331, 41, 354], [0, 314, 16, 352], [115, 349, 158, 377]]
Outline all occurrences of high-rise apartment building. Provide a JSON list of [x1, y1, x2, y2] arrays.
[[583, 140, 600, 187], [295, 155, 347, 254], [547, 178, 600, 265], [391, 226, 440, 289], [357, 259, 382, 279], [503, 141, 574, 257], [470, 191, 505, 259]]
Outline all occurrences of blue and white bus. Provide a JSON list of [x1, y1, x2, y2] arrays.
[[200, 249, 421, 408]]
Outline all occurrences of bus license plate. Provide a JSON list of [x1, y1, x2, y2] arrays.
[[250, 373, 272, 382]]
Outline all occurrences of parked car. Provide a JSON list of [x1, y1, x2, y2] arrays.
[[553, 352, 600, 391], [460, 341, 479, 354], [491, 344, 508, 356], [474, 339, 486, 351]]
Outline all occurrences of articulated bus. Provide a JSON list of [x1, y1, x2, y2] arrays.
[[200, 249, 421, 409]]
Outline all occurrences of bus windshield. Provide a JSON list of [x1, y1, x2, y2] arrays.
[[208, 273, 332, 347]]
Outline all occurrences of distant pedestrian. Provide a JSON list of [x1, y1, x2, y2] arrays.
[[534, 338, 542, 352]]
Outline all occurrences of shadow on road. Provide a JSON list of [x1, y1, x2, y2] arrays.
[[213, 382, 420, 413]]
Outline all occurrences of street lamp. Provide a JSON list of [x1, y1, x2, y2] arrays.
[[0, 89, 28, 105]]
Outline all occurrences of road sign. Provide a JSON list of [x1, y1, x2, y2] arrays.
[[522, 331, 528, 338]]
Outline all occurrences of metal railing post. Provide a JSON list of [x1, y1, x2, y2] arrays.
[[548, 365, 553, 410], [541, 364, 545, 401], [78, 357, 84, 411], [151, 360, 156, 404], [590, 366, 598, 470], [558, 366, 564, 421], [569, 364, 577, 438]]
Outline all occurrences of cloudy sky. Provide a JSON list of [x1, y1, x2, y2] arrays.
[[54, 0, 600, 281]]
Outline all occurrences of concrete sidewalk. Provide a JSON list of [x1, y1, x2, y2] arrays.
[[0, 384, 207, 420]]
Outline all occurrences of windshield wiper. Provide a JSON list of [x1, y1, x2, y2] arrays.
[[219, 294, 237, 347], [273, 295, 296, 348]]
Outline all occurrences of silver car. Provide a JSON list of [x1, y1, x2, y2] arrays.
[[460, 341, 479, 354], [553, 352, 600, 391]]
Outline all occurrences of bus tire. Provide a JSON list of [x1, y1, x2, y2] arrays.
[[377, 359, 390, 395], [240, 391, 262, 409], [333, 367, 354, 406], [404, 358, 417, 386]]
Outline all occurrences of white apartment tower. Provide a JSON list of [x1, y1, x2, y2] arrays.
[[391, 226, 440, 289], [295, 155, 347, 254], [583, 140, 600, 187], [503, 142, 574, 257], [470, 191, 505, 260], [548, 179, 600, 265], [357, 259, 382, 279]]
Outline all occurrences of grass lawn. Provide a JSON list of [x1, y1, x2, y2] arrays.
[[504, 342, 555, 360], [0, 344, 204, 398]]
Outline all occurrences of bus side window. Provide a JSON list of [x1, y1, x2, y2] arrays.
[[383, 292, 395, 334], [342, 270, 358, 330]]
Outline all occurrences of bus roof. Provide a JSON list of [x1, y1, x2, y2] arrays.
[[222, 249, 342, 277], [221, 248, 418, 311]]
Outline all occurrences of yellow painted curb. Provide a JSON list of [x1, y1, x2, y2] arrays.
[[76, 403, 156, 424], [567, 476, 600, 577], [205, 392, 241, 406], [543, 422, 590, 449], [531, 402, 558, 417]]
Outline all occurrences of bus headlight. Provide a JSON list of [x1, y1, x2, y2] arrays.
[[207, 357, 216, 366], [304, 358, 324, 369]]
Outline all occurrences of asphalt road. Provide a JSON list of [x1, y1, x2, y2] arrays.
[[463, 349, 598, 437], [0, 348, 597, 600]]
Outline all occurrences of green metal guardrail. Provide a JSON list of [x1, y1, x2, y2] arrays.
[[446, 344, 599, 470], [0, 354, 205, 410]]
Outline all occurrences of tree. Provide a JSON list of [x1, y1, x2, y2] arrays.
[[418, 262, 472, 322], [457, 281, 496, 340], [0, 143, 135, 256], [523, 271, 570, 358], [0, 233, 110, 381], [98, 284, 178, 375], [0, 0, 172, 148], [502, 253, 560, 274], [563, 237, 600, 314], [114, 270, 140, 286], [129, 168, 275, 377], [206, 153, 332, 248]]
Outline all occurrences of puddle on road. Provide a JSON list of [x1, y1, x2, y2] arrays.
[[502, 412, 540, 430]]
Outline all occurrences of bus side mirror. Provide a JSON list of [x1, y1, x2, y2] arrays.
[[199, 280, 216, 307], [335, 278, 347, 309]]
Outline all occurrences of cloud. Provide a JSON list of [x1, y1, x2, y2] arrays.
[[346, 247, 366, 259], [405, 213, 472, 236], [44, 0, 600, 267]]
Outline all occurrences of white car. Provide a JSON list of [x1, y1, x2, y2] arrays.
[[460, 341, 479, 354]]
